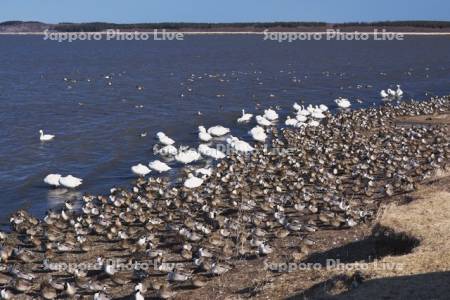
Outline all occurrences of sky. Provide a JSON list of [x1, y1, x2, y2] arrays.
[[1, 0, 450, 23]]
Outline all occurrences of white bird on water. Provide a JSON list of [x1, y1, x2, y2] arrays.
[[198, 144, 225, 160], [131, 163, 151, 177], [207, 125, 230, 137], [263, 108, 279, 121], [184, 174, 204, 189], [380, 89, 389, 98], [175, 149, 201, 164], [285, 116, 298, 127], [227, 136, 254, 153], [44, 174, 62, 187], [198, 126, 212, 142], [249, 126, 267, 142], [148, 160, 171, 173], [157, 145, 178, 156], [296, 105, 311, 116], [296, 114, 308, 122], [237, 109, 253, 123], [156, 132, 175, 146], [387, 88, 396, 97], [255, 115, 272, 127], [58, 175, 83, 189], [395, 84, 404, 97], [39, 130, 55, 142], [335, 98, 351, 109]]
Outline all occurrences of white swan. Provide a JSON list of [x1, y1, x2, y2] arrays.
[[198, 126, 212, 142], [311, 110, 326, 119], [131, 164, 151, 177], [387, 88, 396, 97], [319, 104, 328, 112], [293, 102, 302, 111], [148, 160, 171, 173], [198, 144, 225, 160], [395, 84, 403, 97], [44, 174, 62, 187], [296, 114, 308, 122], [237, 109, 253, 123], [380, 90, 389, 98], [157, 145, 178, 156], [39, 130, 55, 142], [263, 108, 278, 121], [227, 136, 254, 152], [196, 167, 212, 177], [297, 105, 311, 116], [175, 149, 201, 164], [184, 174, 204, 189], [255, 115, 272, 127], [308, 120, 321, 127], [59, 175, 83, 188], [156, 132, 175, 146], [285, 116, 298, 127], [207, 125, 230, 137], [249, 126, 267, 142], [335, 98, 351, 109]]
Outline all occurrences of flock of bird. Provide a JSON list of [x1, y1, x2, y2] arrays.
[[1, 90, 448, 299]]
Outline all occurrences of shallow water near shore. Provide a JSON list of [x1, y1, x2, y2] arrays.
[[0, 35, 450, 223]]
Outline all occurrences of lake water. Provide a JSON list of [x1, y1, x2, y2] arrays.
[[0, 35, 449, 224]]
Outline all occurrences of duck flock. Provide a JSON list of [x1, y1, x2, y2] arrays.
[[1, 94, 450, 299]]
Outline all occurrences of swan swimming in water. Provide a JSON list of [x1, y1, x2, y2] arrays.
[[249, 126, 267, 142], [335, 97, 351, 109], [39, 130, 55, 142], [255, 115, 272, 127], [58, 175, 83, 188], [198, 144, 226, 160], [387, 88, 396, 97], [263, 108, 279, 121], [380, 89, 389, 98], [148, 160, 171, 173], [296, 114, 308, 122], [227, 136, 254, 152], [157, 145, 178, 157], [207, 125, 230, 137], [198, 126, 212, 142], [319, 104, 328, 112], [395, 84, 403, 97], [44, 174, 62, 187], [175, 149, 201, 164], [195, 167, 213, 178], [296, 105, 311, 116], [237, 109, 253, 123], [293, 102, 302, 111], [184, 174, 204, 189], [131, 164, 151, 177], [156, 132, 175, 146], [285, 116, 298, 127]]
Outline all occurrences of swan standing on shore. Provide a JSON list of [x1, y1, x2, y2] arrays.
[[131, 164, 151, 177], [149, 160, 171, 173], [198, 144, 226, 160], [249, 126, 267, 142], [156, 132, 175, 145], [39, 130, 55, 142], [44, 174, 62, 187], [207, 125, 230, 137], [184, 174, 204, 189], [58, 175, 83, 188], [198, 126, 212, 142], [335, 98, 351, 109], [237, 109, 253, 123]]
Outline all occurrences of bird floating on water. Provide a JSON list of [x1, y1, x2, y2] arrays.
[[39, 130, 55, 142], [44, 174, 62, 187], [198, 126, 212, 142], [207, 126, 230, 137], [175, 149, 201, 164], [227, 136, 254, 152], [156, 132, 175, 146], [249, 126, 267, 142], [149, 160, 171, 173], [237, 109, 253, 123], [131, 164, 151, 177], [335, 97, 351, 109], [198, 144, 226, 160], [58, 175, 83, 189], [263, 108, 279, 121], [184, 174, 204, 189], [255, 115, 272, 127]]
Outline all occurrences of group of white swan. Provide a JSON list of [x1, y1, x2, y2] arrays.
[[43, 85, 403, 190], [380, 84, 403, 99]]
